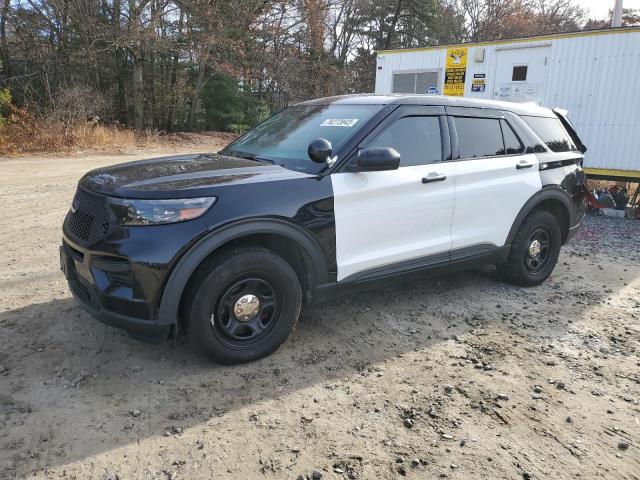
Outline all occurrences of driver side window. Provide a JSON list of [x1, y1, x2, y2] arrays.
[[368, 116, 442, 167]]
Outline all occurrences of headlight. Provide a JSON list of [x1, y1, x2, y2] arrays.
[[109, 197, 216, 226]]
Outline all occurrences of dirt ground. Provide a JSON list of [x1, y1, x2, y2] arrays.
[[1, 148, 639, 480]]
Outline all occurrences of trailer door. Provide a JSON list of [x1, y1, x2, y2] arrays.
[[492, 45, 550, 105]]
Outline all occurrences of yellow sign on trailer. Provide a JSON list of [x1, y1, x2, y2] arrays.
[[443, 47, 468, 96]]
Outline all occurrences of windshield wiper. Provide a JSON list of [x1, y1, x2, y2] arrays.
[[226, 150, 274, 164]]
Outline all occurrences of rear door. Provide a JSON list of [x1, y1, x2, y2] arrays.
[[331, 106, 455, 281], [448, 108, 542, 251]]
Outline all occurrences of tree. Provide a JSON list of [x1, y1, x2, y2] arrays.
[[584, 8, 640, 30], [459, 0, 585, 42], [0, 0, 594, 132]]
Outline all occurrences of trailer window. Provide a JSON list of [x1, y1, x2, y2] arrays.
[[512, 66, 528, 82], [454, 117, 505, 159], [521, 116, 577, 152]]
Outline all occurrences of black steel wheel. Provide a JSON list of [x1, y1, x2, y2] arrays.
[[523, 227, 551, 273], [184, 247, 302, 364], [500, 210, 562, 287], [213, 277, 280, 346]]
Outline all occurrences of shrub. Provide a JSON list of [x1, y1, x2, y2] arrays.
[[0, 88, 13, 126]]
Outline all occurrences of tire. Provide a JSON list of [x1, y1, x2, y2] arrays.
[[500, 210, 562, 287], [184, 247, 302, 364]]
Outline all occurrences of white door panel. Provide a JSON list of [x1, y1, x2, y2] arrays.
[[492, 46, 550, 105], [451, 154, 541, 249], [332, 163, 456, 281]]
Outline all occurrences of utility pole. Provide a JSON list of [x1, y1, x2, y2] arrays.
[[612, 0, 624, 27]]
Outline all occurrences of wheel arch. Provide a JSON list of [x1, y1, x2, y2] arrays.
[[506, 187, 573, 246], [156, 219, 330, 326]]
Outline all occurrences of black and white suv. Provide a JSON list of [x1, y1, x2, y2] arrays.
[[60, 94, 587, 364]]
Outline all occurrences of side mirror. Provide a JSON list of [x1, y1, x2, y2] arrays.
[[352, 147, 400, 172], [308, 138, 332, 163]]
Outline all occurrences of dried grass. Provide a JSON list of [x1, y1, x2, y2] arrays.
[[0, 112, 237, 156], [0, 115, 144, 155]]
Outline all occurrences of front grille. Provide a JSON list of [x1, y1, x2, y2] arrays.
[[64, 188, 111, 245]]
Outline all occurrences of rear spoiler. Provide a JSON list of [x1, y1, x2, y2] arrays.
[[553, 108, 587, 154]]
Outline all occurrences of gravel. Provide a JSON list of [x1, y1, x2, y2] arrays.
[[0, 153, 638, 480]]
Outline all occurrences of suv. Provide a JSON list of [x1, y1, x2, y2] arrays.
[[61, 94, 587, 364]]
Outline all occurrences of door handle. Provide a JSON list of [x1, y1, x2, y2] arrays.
[[516, 161, 533, 169], [422, 174, 447, 184]]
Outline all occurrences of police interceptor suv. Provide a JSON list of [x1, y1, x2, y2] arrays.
[[61, 95, 587, 364]]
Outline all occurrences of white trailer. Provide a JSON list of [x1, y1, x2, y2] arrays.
[[375, 27, 640, 180]]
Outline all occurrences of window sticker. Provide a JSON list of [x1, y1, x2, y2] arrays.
[[320, 118, 359, 127]]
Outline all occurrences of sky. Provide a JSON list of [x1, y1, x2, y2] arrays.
[[579, 0, 640, 19]]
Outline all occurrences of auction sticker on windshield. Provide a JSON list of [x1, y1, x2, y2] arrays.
[[320, 118, 359, 127]]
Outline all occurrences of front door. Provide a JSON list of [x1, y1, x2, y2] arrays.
[[492, 45, 550, 105], [331, 107, 455, 281]]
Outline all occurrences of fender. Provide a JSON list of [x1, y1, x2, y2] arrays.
[[156, 218, 329, 325], [505, 186, 574, 246]]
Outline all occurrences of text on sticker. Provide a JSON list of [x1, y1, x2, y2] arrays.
[[320, 118, 359, 127]]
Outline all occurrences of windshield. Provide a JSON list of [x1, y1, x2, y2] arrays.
[[223, 104, 385, 173]]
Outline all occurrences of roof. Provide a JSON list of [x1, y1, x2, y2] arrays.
[[377, 26, 640, 56], [297, 94, 554, 117]]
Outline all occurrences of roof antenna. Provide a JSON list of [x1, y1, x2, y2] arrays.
[[612, 0, 624, 28]]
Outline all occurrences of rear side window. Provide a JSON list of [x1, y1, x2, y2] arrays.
[[369, 116, 442, 166], [521, 115, 576, 152], [501, 120, 525, 154], [455, 117, 504, 158]]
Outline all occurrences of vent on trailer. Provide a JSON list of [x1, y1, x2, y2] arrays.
[[392, 71, 438, 94]]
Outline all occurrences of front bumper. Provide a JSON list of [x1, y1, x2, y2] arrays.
[[60, 239, 171, 343]]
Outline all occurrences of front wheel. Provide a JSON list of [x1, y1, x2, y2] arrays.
[[184, 247, 302, 364], [500, 210, 562, 287]]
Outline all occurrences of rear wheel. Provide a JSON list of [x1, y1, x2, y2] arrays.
[[184, 247, 302, 364], [500, 210, 562, 286]]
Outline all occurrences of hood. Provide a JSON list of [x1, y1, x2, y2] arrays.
[[79, 153, 313, 198]]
